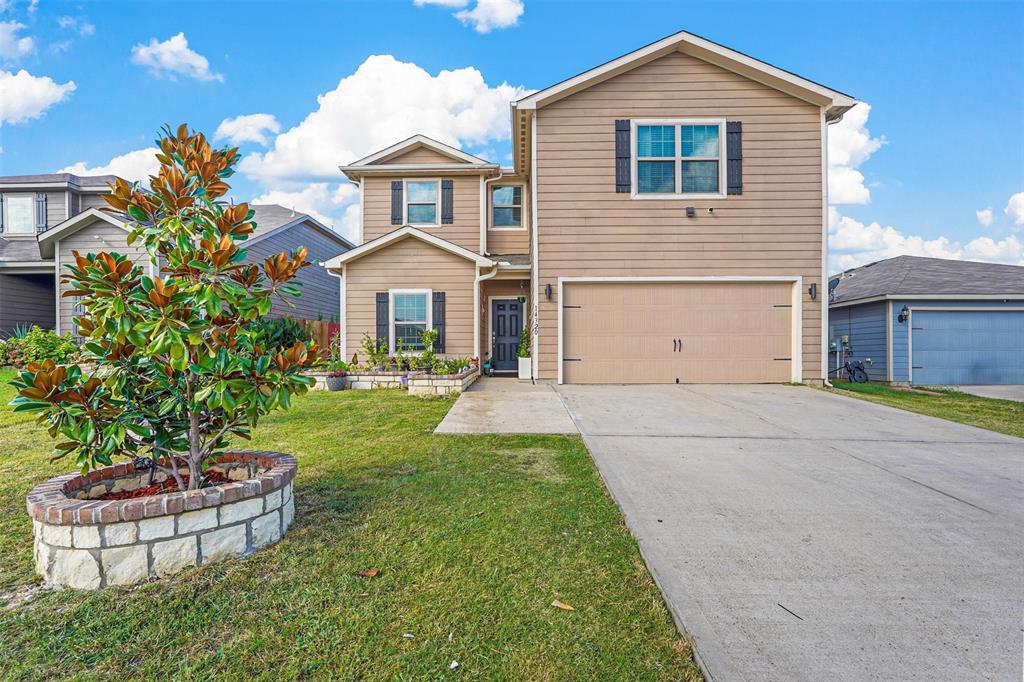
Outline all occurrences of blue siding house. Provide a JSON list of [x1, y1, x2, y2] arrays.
[[828, 256, 1024, 385]]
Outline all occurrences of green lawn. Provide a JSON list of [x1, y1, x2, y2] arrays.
[[0, 370, 700, 681], [828, 381, 1024, 439]]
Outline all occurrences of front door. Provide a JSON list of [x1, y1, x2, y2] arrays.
[[491, 299, 522, 372]]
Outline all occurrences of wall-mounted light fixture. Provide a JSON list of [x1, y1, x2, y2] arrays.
[[685, 206, 696, 218], [545, 283, 552, 300], [897, 305, 910, 323], [808, 283, 817, 300]]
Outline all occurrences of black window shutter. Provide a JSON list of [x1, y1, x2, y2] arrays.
[[726, 121, 743, 195], [440, 180, 454, 224], [432, 292, 446, 353], [390, 181, 403, 225], [615, 120, 631, 193], [375, 292, 389, 351], [0, 194, 4, 233], [35, 193, 47, 232]]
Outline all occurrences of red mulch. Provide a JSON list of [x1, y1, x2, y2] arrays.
[[97, 470, 232, 500]]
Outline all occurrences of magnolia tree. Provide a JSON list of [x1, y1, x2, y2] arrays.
[[10, 125, 317, 491]]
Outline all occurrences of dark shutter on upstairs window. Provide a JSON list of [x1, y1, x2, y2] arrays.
[[390, 181, 403, 225], [615, 119, 631, 193], [35, 193, 47, 232], [726, 121, 743, 195], [375, 292, 389, 351], [432, 292, 446, 353], [440, 180, 454, 224], [0, 194, 4, 233]]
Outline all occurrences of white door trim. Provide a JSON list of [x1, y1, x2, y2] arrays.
[[487, 295, 528, 371], [557, 275, 803, 385]]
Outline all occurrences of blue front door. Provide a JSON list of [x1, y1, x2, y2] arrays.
[[491, 299, 522, 372], [912, 310, 1024, 384]]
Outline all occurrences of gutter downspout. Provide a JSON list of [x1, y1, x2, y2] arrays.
[[481, 169, 505, 255], [474, 263, 499, 362], [327, 266, 345, 359]]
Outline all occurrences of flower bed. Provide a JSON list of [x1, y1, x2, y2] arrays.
[[26, 450, 296, 590]]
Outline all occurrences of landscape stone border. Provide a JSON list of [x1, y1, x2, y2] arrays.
[[26, 450, 296, 590]]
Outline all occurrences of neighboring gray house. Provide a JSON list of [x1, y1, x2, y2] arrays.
[[0, 173, 353, 337], [828, 255, 1024, 385]]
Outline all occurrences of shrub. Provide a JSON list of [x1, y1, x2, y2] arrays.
[[9, 124, 316, 490], [516, 325, 530, 359], [0, 327, 77, 368]]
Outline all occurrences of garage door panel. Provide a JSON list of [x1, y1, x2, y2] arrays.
[[912, 310, 1024, 385], [563, 281, 793, 384]]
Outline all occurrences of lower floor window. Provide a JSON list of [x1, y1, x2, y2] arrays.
[[393, 291, 429, 351]]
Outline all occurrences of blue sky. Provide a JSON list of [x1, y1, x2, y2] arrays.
[[1, 0, 1022, 271]]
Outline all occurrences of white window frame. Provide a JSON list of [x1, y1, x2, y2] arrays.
[[3, 193, 37, 235], [630, 119, 727, 200], [389, 288, 433, 354], [403, 179, 440, 227], [489, 184, 526, 231]]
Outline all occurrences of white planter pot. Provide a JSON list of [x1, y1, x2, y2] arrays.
[[517, 356, 531, 381]]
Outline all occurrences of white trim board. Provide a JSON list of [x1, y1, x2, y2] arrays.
[[556, 275, 804, 385], [345, 134, 493, 167], [830, 293, 1024, 309]]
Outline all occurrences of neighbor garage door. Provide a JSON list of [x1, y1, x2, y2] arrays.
[[911, 309, 1024, 385], [562, 281, 794, 384]]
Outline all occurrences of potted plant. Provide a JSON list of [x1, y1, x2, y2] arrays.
[[516, 326, 531, 380], [325, 361, 348, 391], [11, 124, 314, 588]]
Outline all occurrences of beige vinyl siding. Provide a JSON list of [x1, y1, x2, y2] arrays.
[[379, 147, 460, 164], [362, 175, 481, 252], [58, 220, 152, 336], [485, 175, 531, 255], [344, 237, 476, 359], [480, 278, 530, 363], [79, 192, 111, 212], [44, 191, 67, 229], [534, 50, 824, 382]]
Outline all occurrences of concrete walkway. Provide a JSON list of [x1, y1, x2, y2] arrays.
[[557, 383, 1024, 682], [434, 378, 577, 435], [956, 384, 1024, 402]]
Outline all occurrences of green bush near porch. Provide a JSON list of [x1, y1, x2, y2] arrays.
[[0, 370, 701, 680]]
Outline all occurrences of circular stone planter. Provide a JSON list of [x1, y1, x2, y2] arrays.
[[25, 450, 296, 590]]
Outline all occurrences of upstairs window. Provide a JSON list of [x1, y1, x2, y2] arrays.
[[634, 120, 724, 197], [490, 185, 523, 228], [405, 180, 439, 225], [3, 194, 35, 234], [391, 290, 430, 351]]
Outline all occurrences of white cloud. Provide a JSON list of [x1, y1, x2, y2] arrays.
[[0, 20, 34, 59], [0, 69, 75, 125], [130, 32, 223, 83], [975, 208, 993, 227], [414, 0, 523, 32], [828, 103, 884, 205], [59, 147, 160, 183], [215, 113, 281, 146], [1005, 192, 1024, 226], [240, 54, 528, 184], [251, 183, 360, 242], [829, 207, 1024, 272], [57, 16, 95, 37], [455, 0, 523, 32]]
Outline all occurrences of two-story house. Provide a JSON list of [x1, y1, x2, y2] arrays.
[[326, 31, 856, 384], [0, 174, 354, 337]]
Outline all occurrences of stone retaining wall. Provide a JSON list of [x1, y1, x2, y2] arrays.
[[26, 451, 296, 590], [407, 369, 478, 397]]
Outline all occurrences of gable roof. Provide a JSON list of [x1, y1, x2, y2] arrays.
[[323, 225, 493, 270], [247, 204, 355, 251], [339, 135, 498, 180], [36, 208, 129, 258], [514, 31, 856, 118], [829, 255, 1024, 305]]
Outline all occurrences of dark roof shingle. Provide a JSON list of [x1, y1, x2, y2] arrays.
[[830, 255, 1024, 304]]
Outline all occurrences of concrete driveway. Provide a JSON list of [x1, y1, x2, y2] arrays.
[[956, 385, 1024, 402], [555, 384, 1023, 682]]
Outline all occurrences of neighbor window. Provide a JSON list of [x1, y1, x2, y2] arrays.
[[3, 194, 35, 234], [392, 291, 430, 351], [635, 121, 723, 196], [490, 185, 523, 228], [405, 180, 439, 225]]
